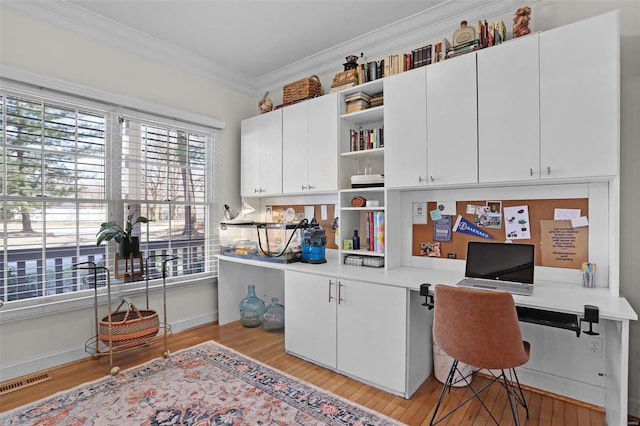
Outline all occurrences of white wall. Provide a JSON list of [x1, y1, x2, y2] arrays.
[[0, 5, 255, 380]]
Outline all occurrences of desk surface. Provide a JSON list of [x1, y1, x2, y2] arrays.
[[218, 255, 637, 322]]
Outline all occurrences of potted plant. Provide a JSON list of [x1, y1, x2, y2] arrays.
[[97, 213, 149, 257]]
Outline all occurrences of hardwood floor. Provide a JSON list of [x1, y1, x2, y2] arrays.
[[0, 321, 608, 425]]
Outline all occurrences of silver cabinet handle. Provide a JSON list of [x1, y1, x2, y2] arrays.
[[430, 176, 436, 183], [308, 185, 315, 190], [301, 185, 307, 190], [338, 281, 344, 304], [530, 168, 534, 176], [418, 176, 425, 183], [547, 166, 551, 175], [328, 280, 334, 302], [254, 188, 260, 193]]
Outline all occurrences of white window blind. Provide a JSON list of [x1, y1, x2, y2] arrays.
[[1, 84, 220, 306], [116, 112, 218, 281]]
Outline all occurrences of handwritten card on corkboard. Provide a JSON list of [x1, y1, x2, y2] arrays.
[[540, 220, 588, 268]]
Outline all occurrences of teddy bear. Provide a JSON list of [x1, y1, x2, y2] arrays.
[[513, 6, 532, 38]]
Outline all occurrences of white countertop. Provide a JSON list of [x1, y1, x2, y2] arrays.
[[217, 255, 637, 321]]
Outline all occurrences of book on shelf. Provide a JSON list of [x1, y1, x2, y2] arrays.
[[404, 53, 412, 71], [349, 128, 384, 152], [411, 44, 432, 68], [383, 55, 391, 77], [367, 212, 373, 251], [374, 212, 385, 253]]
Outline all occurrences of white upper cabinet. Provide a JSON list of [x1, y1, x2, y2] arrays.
[[241, 109, 283, 197], [282, 93, 338, 194], [426, 53, 478, 185], [539, 10, 619, 180], [384, 67, 428, 188], [478, 34, 540, 183], [282, 102, 308, 193]]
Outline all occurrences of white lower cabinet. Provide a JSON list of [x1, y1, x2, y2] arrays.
[[285, 270, 412, 396], [284, 271, 338, 369]]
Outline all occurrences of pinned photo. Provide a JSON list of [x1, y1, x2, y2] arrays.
[[420, 242, 441, 257]]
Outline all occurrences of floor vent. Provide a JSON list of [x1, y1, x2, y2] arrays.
[[0, 372, 51, 395]]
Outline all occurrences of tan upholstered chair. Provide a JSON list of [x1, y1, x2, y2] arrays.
[[429, 285, 530, 425]]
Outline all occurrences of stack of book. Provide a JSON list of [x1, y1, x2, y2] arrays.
[[445, 38, 480, 59], [330, 69, 358, 93], [369, 92, 383, 107], [345, 92, 371, 113]]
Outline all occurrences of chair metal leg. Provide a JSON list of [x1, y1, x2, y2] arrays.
[[503, 370, 521, 426], [430, 360, 458, 425], [430, 361, 501, 426], [511, 367, 529, 418]]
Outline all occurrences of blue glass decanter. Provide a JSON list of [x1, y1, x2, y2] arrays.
[[262, 297, 285, 332], [239, 284, 265, 328]]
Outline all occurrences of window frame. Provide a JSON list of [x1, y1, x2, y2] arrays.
[[0, 76, 222, 318]]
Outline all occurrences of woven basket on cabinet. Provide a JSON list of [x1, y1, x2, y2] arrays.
[[283, 76, 322, 103]]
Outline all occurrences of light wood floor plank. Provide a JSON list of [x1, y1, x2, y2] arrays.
[[0, 321, 610, 426]]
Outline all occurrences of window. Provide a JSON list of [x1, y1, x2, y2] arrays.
[[1, 85, 219, 306]]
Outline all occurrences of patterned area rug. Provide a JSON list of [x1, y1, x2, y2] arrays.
[[1, 340, 405, 425]]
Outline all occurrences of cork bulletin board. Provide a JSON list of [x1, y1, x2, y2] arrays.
[[412, 198, 589, 268], [268, 204, 338, 249]]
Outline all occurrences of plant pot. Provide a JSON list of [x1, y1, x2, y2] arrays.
[[118, 237, 140, 257]]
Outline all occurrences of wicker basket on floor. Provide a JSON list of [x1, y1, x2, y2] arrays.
[[283, 76, 322, 103], [99, 300, 159, 347]]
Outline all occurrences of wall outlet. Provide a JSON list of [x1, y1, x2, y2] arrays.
[[587, 336, 603, 358]]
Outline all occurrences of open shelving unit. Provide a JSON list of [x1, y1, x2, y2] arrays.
[[337, 79, 388, 268]]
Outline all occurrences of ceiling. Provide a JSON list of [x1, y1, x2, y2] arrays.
[[5, 0, 522, 93]]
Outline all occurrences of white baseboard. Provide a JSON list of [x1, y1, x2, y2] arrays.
[[517, 367, 605, 407], [0, 311, 218, 382]]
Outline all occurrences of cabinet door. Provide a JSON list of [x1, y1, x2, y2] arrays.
[[539, 11, 618, 179], [282, 102, 309, 193], [284, 271, 337, 369], [427, 53, 478, 185], [240, 116, 262, 197], [384, 68, 427, 188], [478, 35, 540, 182], [337, 279, 407, 394], [259, 109, 283, 195], [307, 93, 338, 192]]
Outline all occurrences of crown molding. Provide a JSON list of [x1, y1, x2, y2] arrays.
[[3, 0, 258, 96], [5, 0, 522, 96], [256, 0, 523, 91]]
